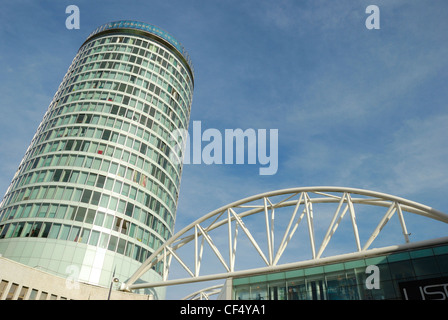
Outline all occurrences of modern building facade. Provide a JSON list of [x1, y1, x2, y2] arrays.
[[0, 20, 194, 298], [231, 238, 448, 300], [116, 187, 448, 300]]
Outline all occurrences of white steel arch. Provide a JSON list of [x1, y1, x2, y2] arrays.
[[182, 284, 224, 300], [120, 187, 448, 293]]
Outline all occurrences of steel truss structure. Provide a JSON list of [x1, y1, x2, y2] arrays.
[[182, 284, 224, 300], [120, 187, 448, 293]]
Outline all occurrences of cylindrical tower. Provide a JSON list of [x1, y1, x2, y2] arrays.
[[0, 20, 194, 298]]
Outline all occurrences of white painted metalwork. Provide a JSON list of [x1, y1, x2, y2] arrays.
[[120, 186, 448, 293], [182, 284, 224, 300]]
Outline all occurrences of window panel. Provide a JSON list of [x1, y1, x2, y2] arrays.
[[59, 225, 71, 240], [68, 226, 80, 241], [75, 207, 86, 222], [85, 209, 96, 224], [6, 283, 19, 300], [99, 232, 109, 249], [79, 228, 90, 244], [117, 238, 126, 254], [89, 230, 100, 246], [94, 211, 105, 227], [48, 223, 61, 239]]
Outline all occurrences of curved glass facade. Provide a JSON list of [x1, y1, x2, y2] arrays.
[[0, 21, 194, 297], [232, 242, 448, 300]]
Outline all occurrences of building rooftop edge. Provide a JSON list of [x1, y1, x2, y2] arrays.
[[85, 20, 194, 78]]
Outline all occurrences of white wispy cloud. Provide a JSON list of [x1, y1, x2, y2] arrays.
[[383, 114, 448, 195]]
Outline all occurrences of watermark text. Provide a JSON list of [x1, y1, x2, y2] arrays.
[[170, 121, 278, 175]]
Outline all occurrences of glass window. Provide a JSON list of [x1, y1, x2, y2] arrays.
[[86, 174, 97, 186], [148, 234, 155, 248], [129, 187, 137, 200], [28, 289, 39, 300], [108, 197, 118, 210], [75, 207, 86, 222], [117, 200, 126, 214], [117, 165, 126, 177], [117, 238, 126, 254], [21, 222, 33, 237], [17, 286, 29, 300], [142, 230, 149, 245], [37, 204, 48, 217], [412, 256, 440, 277], [99, 233, 109, 249], [81, 189, 92, 203], [305, 278, 326, 300], [74, 156, 85, 167], [108, 235, 118, 251], [48, 224, 61, 239], [102, 129, 111, 140], [125, 242, 133, 258], [92, 158, 102, 170], [54, 187, 64, 200], [85, 157, 93, 168], [85, 209, 96, 224], [18, 204, 33, 218], [0, 224, 9, 239], [62, 188, 74, 201], [96, 175, 106, 188], [59, 225, 71, 240], [56, 205, 67, 219], [67, 206, 76, 220], [0, 281, 8, 298], [436, 254, 448, 274], [121, 183, 130, 196], [104, 214, 114, 229], [89, 230, 100, 246], [133, 245, 141, 261], [30, 188, 39, 200], [6, 283, 19, 300], [113, 217, 122, 232], [72, 188, 83, 202], [91, 191, 101, 206], [113, 148, 122, 159], [113, 181, 122, 193], [128, 223, 136, 238], [94, 211, 105, 226], [41, 222, 51, 238], [29, 204, 39, 218], [46, 186, 56, 199], [30, 222, 42, 237], [125, 202, 134, 217], [268, 280, 287, 300], [372, 279, 397, 300], [47, 205, 57, 218], [99, 194, 109, 208], [389, 260, 415, 281], [105, 178, 114, 190], [234, 284, 251, 300], [79, 228, 90, 244], [286, 279, 307, 300], [68, 226, 80, 241]]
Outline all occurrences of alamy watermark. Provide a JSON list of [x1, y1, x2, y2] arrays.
[[65, 5, 80, 30], [365, 5, 380, 30], [169, 121, 278, 175], [65, 5, 380, 31], [65, 265, 80, 290], [365, 265, 380, 289]]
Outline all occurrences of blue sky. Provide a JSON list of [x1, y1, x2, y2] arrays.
[[1, 0, 448, 297]]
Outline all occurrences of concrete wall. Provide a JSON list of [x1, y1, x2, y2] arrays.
[[0, 256, 151, 300]]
